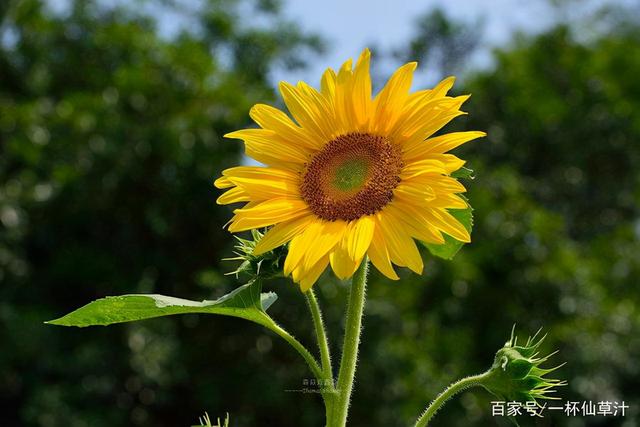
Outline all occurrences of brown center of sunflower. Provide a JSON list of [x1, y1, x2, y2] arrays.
[[300, 132, 403, 221]]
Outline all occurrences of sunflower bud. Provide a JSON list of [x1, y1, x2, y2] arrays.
[[224, 229, 287, 280], [482, 327, 567, 402]]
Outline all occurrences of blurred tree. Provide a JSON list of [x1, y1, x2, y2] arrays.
[[468, 25, 640, 240], [0, 0, 324, 426]]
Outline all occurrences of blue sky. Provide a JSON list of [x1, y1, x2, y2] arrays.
[[45, 0, 629, 86], [276, 0, 551, 83], [273, 0, 625, 85]]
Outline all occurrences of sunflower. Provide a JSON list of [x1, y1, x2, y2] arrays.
[[215, 49, 485, 291]]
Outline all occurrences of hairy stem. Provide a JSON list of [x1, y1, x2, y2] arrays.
[[331, 258, 369, 427], [414, 371, 493, 427], [305, 289, 336, 422], [306, 289, 334, 382]]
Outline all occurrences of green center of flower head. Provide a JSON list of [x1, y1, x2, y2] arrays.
[[331, 158, 370, 192], [300, 133, 403, 221]]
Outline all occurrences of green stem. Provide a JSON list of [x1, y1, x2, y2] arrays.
[[331, 257, 369, 427], [414, 371, 492, 427], [259, 315, 324, 383], [305, 289, 334, 382], [305, 289, 336, 423]]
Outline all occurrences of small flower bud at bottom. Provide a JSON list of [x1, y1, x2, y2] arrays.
[[481, 327, 567, 402]]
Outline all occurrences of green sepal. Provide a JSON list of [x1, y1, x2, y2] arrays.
[[450, 166, 475, 179], [225, 229, 287, 280]]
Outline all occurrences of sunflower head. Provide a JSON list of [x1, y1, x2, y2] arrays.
[[215, 48, 485, 291]]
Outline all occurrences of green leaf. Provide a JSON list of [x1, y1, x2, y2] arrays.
[[423, 206, 473, 260], [46, 280, 276, 327], [46, 280, 324, 380]]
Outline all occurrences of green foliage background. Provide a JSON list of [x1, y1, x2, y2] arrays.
[[1, 0, 638, 426]]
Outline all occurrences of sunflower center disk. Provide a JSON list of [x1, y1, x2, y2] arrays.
[[301, 133, 403, 221]]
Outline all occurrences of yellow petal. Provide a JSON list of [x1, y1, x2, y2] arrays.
[[249, 104, 319, 150], [253, 215, 315, 255], [216, 186, 250, 205], [283, 220, 346, 274], [427, 176, 467, 194], [220, 166, 302, 200], [428, 193, 468, 209], [345, 215, 375, 261], [422, 208, 470, 242], [279, 81, 335, 146], [404, 131, 486, 160], [229, 198, 309, 232], [329, 238, 361, 280], [367, 225, 399, 280], [400, 159, 447, 179], [351, 48, 373, 127], [393, 181, 437, 205], [226, 173, 300, 200], [225, 129, 311, 166], [320, 68, 337, 101], [327, 217, 373, 280], [404, 111, 469, 156], [334, 58, 356, 131], [298, 81, 340, 134], [284, 234, 306, 276], [372, 61, 416, 134], [222, 166, 297, 180], [376, 211, 424, 274], [296, 255, 330, 292], [431, 76, 456, 98], [337, 58, 353, 76], [301, 220, 346, 271], [383, 203, 445, 245], [403, 154, 465, 176], [214, 175, 233, 189], [394, 95, 469, 141], [434, 154, 466, 173], [404, 76, 456, 110]]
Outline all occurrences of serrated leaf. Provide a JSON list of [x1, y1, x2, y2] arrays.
[[451, 166, 474, 179], [46, 280, 276, 327], [423, 206, 473, 260]]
